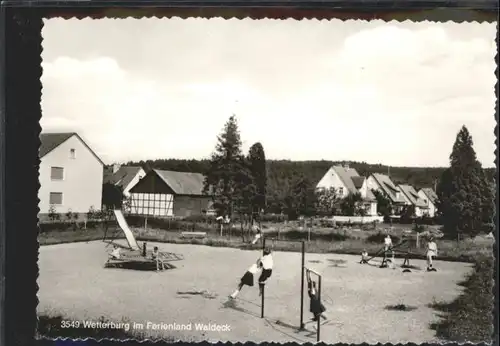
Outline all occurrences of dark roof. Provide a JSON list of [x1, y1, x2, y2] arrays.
[[39, 132, 104, 165], [154, 169, 206, 196], [351, 176, 365, 189], [104, 166, 143, 190], [420, 188, 438, 204], [331, 166, 376, 201], [39, 133, 74, 157], [332, 166, 358, 195], [371, 173, 407, 204], [398, 184, 428, 208]]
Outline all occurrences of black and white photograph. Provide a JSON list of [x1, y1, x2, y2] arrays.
[[36, 17, 497, 344]]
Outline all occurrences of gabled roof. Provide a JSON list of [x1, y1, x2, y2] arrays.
[[39, 132, 104, 165], [104, 166, 143, 190], [398, 184, 428, 208], [331, 166, 358, 195], [154, 169, 206, 196], [331, 166, 376, 201], [420, 187, 438, 205], [371, 173, 406, 204]]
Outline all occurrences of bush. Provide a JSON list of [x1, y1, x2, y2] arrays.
[[481, 222, 495, 233], [38, 220, 108, 233], [259, 229, 351, 242], [125, 215, 214, 233], [430, 255, 494, 342], [182, 214, 217, 223], [260, 213, 288, 223]]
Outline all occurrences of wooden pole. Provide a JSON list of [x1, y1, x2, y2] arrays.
[[300, 241, 305, 330], [261, 237, 266, 319], [317, 275, 322, 342]]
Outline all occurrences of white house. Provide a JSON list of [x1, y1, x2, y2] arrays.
[[38, 132, 104, 220], [103, 164, 146, 197], [397, 184, 429, 217], [418, 187, 438, 218], [316, 164, 378, 217], [366, 173, 407, 214]]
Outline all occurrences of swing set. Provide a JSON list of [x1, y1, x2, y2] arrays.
[[259, 237, 324, 342]]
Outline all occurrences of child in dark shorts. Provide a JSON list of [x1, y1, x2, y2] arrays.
[[257, 248, 274, 296], [230, 262, 260, 299], [307, 269, 327, 321]]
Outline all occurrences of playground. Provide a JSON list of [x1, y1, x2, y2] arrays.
[[37, 239, 473, 344]]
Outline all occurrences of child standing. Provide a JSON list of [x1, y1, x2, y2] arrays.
[[229, 261, 261, 299], [258, 248, 274, 296], [426, 237, 438, 271], [251, 224, 263, 245], [382, 234, 394, 267]]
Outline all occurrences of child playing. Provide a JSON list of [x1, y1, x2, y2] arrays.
[[152, 246, 166, 271], [426, 237, 438, 271], [382, 234, 394, 267], [251, 224, 263, 245], [307, 270, 327, 321], [229, 261, 261, 299], [360, 249, 369, 264], [257, 248, 274, 296], [110, 245, 121, 260]]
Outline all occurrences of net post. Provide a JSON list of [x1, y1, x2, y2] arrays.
[[300, 241, 305, 330], [261, 284, 265, 318], [261, 237, 266, 319], [317, 275, 322, 342]]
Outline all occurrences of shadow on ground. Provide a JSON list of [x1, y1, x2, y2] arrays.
[[385, 304, 418, 312]]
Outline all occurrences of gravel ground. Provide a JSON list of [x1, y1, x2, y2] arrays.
[[37, 241, 473, 344]]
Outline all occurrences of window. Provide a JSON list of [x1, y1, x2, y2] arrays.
[[51, 167, 64, 180], [70, 149, 76, 159], [338, 187, 344, 195], [49, 192, 63, 205]]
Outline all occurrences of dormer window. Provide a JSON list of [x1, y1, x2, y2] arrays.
[[70, 148, 76, 159]]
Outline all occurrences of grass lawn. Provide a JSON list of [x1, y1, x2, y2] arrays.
[[38, 223, 495, 264], [429, 254, 495, 343]]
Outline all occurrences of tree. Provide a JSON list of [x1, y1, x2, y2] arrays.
[[436, 125, 494, 238], [247, 142, 267, 218], [340, 193, 363, 216], [400, 204, 416, 223], [284, 175, 316, 219], [372, 189, 393, 216], [315, 187, 340, 216], [203, 115, 246, 219], [102, 182, 125, 210]]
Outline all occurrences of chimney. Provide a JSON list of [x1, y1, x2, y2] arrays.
[[112, 163, 121, 174]]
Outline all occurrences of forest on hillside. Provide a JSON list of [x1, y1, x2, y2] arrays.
[[124, 158, 496, 214]]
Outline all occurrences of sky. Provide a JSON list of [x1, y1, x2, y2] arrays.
[[41, 18, 497, 168]]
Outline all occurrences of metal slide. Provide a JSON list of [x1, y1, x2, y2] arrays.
[[113, 209, 140, 251]]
